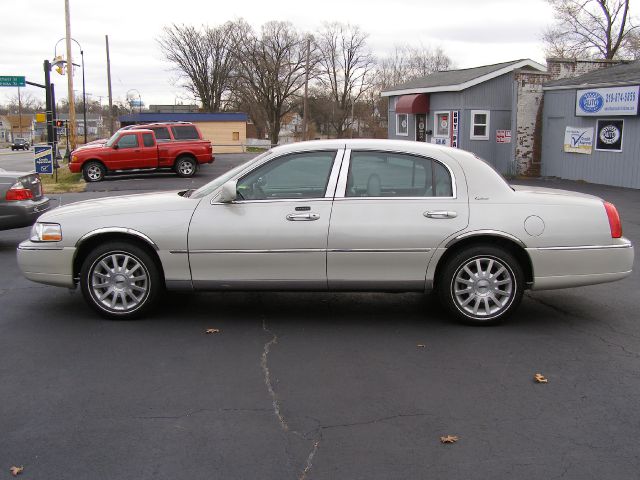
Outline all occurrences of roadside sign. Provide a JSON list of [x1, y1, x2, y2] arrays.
[[34, 146, 54, 174], [0, 76, 26, 87], [35, 113, 46, 123]]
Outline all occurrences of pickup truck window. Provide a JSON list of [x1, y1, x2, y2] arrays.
[[171, 125, 199, 140], [149, 127, 170, 141], [117, 134, 139, 149], [142, 133, 155, 147]]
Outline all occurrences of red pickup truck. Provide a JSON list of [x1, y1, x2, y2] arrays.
[[69, 125, 214, 182]]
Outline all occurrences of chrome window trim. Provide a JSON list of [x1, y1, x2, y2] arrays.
[[324, 149, 346, 198], [334, 149, 457, 199], [75, 227, 159, 251]]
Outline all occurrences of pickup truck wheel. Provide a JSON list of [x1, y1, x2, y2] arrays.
[[175, 156, 197, 178], [83, 161, 106, 182], [80, 241, 162, 319]]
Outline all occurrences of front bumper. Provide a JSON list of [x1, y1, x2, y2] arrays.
[[68, 162, 81, 173], [17, 241, 76, 288], [528, 238, 634, 290], [0, 197, 52, 231]]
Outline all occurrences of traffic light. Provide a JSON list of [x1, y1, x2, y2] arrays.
[[55, 120, 64, 128]]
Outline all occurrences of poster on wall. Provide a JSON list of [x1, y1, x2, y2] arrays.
[[576, 85, 639, 116], [595, 119, 624, 152], [563, 126, 593, 154], [496, 130, 512, 143]]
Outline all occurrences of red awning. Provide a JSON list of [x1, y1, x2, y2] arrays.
[[395, 94, 429, 114]]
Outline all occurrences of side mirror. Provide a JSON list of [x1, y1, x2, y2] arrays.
[[218, 180, 238, 203]]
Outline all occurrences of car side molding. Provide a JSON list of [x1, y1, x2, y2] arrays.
[[75, 227, 160, 251], [445, 230, 527, 249]]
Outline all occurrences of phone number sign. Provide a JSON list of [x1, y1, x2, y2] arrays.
[[576, 85, 639, 116]]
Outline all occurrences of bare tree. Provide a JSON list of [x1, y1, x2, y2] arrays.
[[376, 44, 452, 91], [543, 0, 638, 59], [6, 92, 44, 113], [316, 23, 375, 138], [232, 20, 309, 144], [158, 23, 238, 111]]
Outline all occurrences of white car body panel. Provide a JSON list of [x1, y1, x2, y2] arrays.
[[16, 139, 634, 302]]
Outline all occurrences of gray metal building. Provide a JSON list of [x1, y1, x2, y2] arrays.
[[542, 62, 640, 189], [382, 59, 546, 175]]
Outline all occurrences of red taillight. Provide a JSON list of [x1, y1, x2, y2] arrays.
[[5, 183, 33, 201], [604, 201, 622, 238]]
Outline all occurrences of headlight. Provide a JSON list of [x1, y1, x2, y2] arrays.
[[30, 223, 62, 242]]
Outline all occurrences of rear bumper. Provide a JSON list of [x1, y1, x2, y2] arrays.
[[0, 197, 52, 231], [528, 238, 634, 290]]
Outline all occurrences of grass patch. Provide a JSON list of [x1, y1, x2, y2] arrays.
[[40, 166, 86, 193], [245, 146, 270, 153]]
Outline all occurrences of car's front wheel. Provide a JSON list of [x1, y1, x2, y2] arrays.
[[80, 241, 162, 319], [437, 245, 524, 325], [82, 161, 106, 182], [175, 156, 197, 178]]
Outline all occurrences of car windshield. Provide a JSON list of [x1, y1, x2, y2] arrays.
[[104, 132, 120, 147], [190, 150, 273, 199]]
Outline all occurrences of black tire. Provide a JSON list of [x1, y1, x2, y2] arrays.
[[174, 156, 197, 178], [82, 161, 106, 182], [79, 241, 163, 319], [437, 245, 524, 325]]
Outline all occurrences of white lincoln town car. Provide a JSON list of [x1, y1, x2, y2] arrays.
[[17, 140, 634, 324]]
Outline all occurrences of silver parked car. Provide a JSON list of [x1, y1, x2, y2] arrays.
[[0, 169, 51, 231], [17, 140, 634, 324]]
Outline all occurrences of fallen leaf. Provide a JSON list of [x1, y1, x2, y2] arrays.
[[10, 466, 24, 476], [416, 344, 426, 348], [205, 328, 220, 334], [440, 435, 459, 444], [534, 373, 548, 383]]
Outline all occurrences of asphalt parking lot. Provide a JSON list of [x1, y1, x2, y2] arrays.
[[1, 153, 639, 479]]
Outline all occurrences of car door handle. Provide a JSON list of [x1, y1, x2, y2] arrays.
[[424, 210, 457, 219], [286, 213, 320, 221]]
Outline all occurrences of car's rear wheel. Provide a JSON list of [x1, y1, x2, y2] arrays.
[[175, 156, 197, 178], [437, 245, 524, 325], [80, 241, 162, 319], [83, 161, 106, 182]]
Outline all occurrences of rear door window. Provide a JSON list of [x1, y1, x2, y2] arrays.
[[142, 133, 155, 147], [171, 125, 200, 140]]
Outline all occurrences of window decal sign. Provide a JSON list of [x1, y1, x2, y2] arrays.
[[496, 130, 512, 144], [563, 126, 593, 154], [576, 86, 639, 116], [595, 119, 623, 152]]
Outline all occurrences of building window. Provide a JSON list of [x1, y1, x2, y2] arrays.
[[470, 110, 490, 140], [390, 97, 398, 111], [396, 114, 408, 136], [232, 131, 240, 141], [434, 111, 450, 138]]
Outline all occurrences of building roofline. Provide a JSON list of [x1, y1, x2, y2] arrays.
[[543, 80, 640, 91], [381, 59, 546, 97]]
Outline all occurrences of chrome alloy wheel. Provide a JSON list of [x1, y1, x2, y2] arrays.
[[451, 256, 515, 318], [86, 164, 103, 181], [89, 252, 150, 313], [177, 159, 195, 176]]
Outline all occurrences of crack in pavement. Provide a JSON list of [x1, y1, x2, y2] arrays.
[[525, 293, 640, 358]]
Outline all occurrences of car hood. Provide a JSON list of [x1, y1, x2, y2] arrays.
[[74, 143, 107, 152], [40, 191, 198, 221], [510, 184, 601, 201]]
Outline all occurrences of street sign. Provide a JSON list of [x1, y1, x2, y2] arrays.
[[0, 76, 26, 87], [34, 146, 54, 174]]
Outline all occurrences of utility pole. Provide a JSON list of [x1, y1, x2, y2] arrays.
[[302, 36, 311, 142], [64, 0, 77, 149], [17, 86, 22, 139], [105, 35, 114, 135]]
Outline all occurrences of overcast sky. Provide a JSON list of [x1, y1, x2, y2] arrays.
[[0, 0, 555, 107]]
